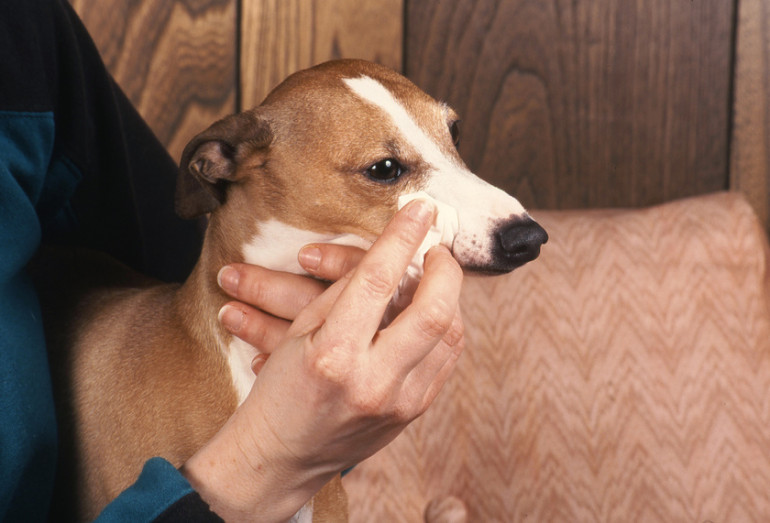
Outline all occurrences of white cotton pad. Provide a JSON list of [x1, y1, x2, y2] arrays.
[[398, 191, 460, 278], [384, 191, 460, 325]]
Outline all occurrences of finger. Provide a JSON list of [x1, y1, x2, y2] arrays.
[[314, 199, 436, 344], [401, 309, 465, 413], [277, 245, 366, 337], [376, 245, 463, 376], [218, 264, 328, 321], [298, 244, 367, 281], [286, 270, 353, 338], [219, 302, 291, 353]]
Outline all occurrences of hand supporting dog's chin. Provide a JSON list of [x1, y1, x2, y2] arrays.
[[184, 244, 367, 522], [182, 201, 465, 522]]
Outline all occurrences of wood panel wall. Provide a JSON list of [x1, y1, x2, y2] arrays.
[[72, 0, 759, 217], [70, 0, 237, 163], [406, 0, 736, 210], [71, 0, 402, 164], [239, 0, 402, 110]]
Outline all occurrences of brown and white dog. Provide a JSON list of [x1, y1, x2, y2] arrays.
[[38, 59, 546, 521]]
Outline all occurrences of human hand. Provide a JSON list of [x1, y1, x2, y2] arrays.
[[182, 199, 465, 522], [216, 242, 366, 371]]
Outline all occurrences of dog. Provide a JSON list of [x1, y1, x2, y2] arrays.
[[36, 59, 547, 521]]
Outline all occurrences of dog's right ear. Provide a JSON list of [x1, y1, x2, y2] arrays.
[[176, 110, 273, 219]]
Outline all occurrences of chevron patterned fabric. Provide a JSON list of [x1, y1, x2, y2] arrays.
[[343, 192, 770, 522]]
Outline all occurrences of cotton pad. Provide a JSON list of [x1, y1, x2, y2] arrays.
[[384, 191, 460, 325]]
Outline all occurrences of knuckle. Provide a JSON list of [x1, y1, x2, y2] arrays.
[[411, 401, 429, 420], [358, 266, 397, 300], [443, 313, 465, 349], [343, 378, 400, 420], [391, 400, 418, 424], [416, 299, 456, 340], [347, 388, 389, 417], [304, 335, 355, 384], [418, 392, 439, 418]]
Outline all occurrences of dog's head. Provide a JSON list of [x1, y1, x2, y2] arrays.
[[177, 59, 546, 274]]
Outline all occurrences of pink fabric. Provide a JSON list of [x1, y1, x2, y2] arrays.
[[345, 192, 770, 521]]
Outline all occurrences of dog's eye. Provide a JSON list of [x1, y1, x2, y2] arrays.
[[365, 158, 404, 182], [449, 120, 460, 147]]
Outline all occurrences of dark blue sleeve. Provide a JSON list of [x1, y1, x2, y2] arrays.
[[0, 111, 220, 522], [0, 111, 59, 522], [95, 458, 222, 523]]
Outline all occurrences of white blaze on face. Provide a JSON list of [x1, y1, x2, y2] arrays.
[[342, 75, 528, 268]]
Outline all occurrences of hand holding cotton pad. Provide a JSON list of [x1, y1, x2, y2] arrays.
[[383, 191, 460, 325]]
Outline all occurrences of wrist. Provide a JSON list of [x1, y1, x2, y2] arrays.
[[180, 405, 330, 522]]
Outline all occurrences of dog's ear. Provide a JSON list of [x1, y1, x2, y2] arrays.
[[176, 110, 273, 219]]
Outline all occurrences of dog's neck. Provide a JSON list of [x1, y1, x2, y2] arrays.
[[175, 231, 233, 360]]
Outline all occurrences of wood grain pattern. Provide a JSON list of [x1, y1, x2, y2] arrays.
[[239, 0, 403, 110], [344, 192, 770, 521], [731, 0, 770, 232], [406, 0, 735, 210], [69, 0, 237, 162]]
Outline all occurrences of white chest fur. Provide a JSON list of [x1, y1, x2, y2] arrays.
[[242, 219, 373, 275], [224, 219, 372, 405]]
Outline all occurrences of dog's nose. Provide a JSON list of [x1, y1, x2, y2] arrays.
[[497, 218, 548, 269]]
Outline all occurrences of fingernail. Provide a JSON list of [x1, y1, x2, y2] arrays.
[[298, 246, 322, 271], [408, 198, 435, 222], [218, 304, 244, 333], [218, 265, 240, 294]]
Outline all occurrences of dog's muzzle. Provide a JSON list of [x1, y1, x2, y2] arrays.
[[494, 217, 549, 271]]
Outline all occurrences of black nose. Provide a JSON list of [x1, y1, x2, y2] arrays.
[[496, 218, 548, 270]]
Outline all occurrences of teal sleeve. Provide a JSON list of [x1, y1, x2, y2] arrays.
[[95, 458, 195, 522], [0, 110, 59, 522], [0, 112, 211, 522]]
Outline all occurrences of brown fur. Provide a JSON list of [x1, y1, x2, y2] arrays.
[[35, 248, 237, 520], [311, 476, 349, 522]]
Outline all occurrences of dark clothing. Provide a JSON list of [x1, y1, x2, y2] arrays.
[[0, 0, 221, 520]]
